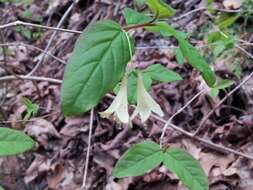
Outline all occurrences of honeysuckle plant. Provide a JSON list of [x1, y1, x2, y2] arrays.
[[131, 72, 164, 122], [0, 98, 36, 164], [59, 0, 238, 189], [100, 75, 129, 123]]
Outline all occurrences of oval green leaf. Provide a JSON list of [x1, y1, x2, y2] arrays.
[[112, 141, 163, 178], [178, 38, 216, 87], [61, 20, 132, 116], [0, 127, 34, 156], [146, 0, 176, 18], [163, 148, 209, 190], [175, 48, 184, 65], [146, 22, 215, 87], [0, 186, 4, 190], [123, 8, 152, 25], [143, 64, 182, 82]]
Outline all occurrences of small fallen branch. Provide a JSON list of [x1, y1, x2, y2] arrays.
[[0, 42, 66, 64], [194, 46, 253, 136], [160, 89, 206, 147], [81, 109, 94, 190], [0, 20, 81, 34], [1, 75, 253, 160], [152, 114, 253, 160], [0, 75, 62, 84]]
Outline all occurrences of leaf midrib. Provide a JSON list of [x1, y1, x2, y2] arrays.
[[71, 30, 122, 106], [117, 149, 162, 174], [165, 152, 206, 189]]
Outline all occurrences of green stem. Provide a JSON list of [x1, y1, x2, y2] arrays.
[[123, 22, 156, 31]]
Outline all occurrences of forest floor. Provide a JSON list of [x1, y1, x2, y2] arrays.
[[0, 0, 253, 189]]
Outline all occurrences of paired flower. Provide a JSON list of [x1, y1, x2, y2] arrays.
[[100, 72, 164, 123], [131, 72, 164, 122], [100, 76, 129, 123]]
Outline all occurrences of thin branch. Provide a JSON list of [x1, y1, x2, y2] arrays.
[[27, 1, 77, 76], [105, 94, 253, 160], [136, 42, 223, 50], [194, 47, 253, 136], [136, 40, 253, 50], [0, 20, 82, 34], [0, 30, 20, 78], [237, 39, 253, 46], [81, 109, 94, 190], [173, 7, 206, 21], [1, 74, 253, 160], [0, 75, 62, 84], [152, 114, 253, 160], [236, 44, 253, 59], [0, 42, 67, 64], [160, 89, 206, 147], [0, 111, 60, 124], [173, 7, 241, 21], [123, 22, 155, 31], [0, 30, 7, 67]]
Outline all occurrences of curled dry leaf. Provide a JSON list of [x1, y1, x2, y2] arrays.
[[200, 153, 235, 176], [25, 118, 61, 147]]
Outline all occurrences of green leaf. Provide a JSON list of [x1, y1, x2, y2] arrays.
[[175, 48, 184, 65], [126, 71, 138, 104], [112, 141, 163, 178], [214, 79, 234, 89], [22, 97, 39, 120], [213, 44, 226, 57], [229, 61, 242, 79], [206, 0, 213, 5], [146, 0, 176, 18], [114, 70, 152, 104], [216, 13, 240, 29], [0, 186, 5, 190], [210, 88, 219, 97], [145, 22, 175, 37], [114, 64, 181, 104], [134, 0, 146, 7], [123, 8, 152, 25], [146, 22, 187, 41], [0, 127, 35, 156], [210, 79, 234, 97], [15, 26, 32, 39], [208, 32, 234, 48], [178, 38, 216, 87], [146, 22, 215, 87], [61, 20, 132, 116], [208, 31, 234, 57], [143, 64, 182, 82], [23, 10, 33, 19], [22, 0, 33, 5], [163, 148, 209, 190]]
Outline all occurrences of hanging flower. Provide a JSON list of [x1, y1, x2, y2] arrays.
[[100, 76, 129, 123], [132, 72, 164, 122]]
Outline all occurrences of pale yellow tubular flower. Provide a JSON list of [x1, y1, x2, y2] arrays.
[[100, 76, 129, 123], [132, 72, 164, 123]]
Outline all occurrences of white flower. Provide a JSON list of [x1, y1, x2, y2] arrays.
[[132, 72, 164, 122], [100, 76, 129, 123]]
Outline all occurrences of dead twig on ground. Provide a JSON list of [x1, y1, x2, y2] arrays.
[[152, 114, 253, 160], [173, 6, 240, 21], [0, 20, 82, 34], [160, 89, 206, 147], [194, 46, 253, 136], [1, 74, 253, 160], [27, 1, 78, 76], [81, 109, 94, 190], [0, 42, 67, 64], [0, 75, 62, 84]]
